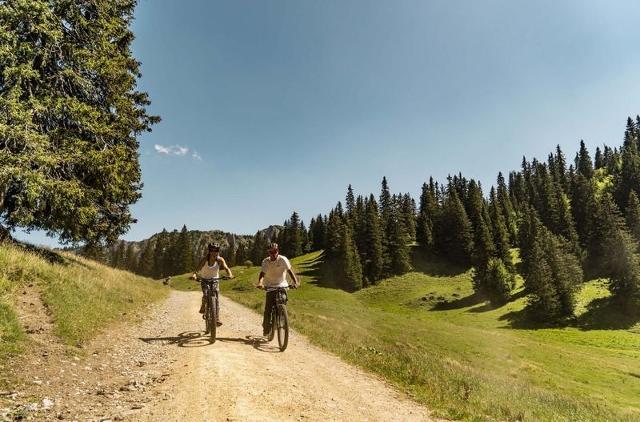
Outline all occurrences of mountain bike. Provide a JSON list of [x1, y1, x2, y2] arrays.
[[194, 276, 231, 342], [263, 285, 295, 352]]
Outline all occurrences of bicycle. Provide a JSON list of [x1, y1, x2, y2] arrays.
[[260, 284, 296, 352], [193, 275, 231, 342]]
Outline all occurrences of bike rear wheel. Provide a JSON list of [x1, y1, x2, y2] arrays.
[[276, 304, 289, 352]]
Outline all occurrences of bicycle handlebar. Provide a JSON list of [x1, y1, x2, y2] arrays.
[[256, 284, 297, 290], [193, 276, 233, 282]]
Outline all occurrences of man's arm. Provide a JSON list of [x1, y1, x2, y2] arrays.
[[218, 257, 233, 278], [287, 269, 299, 287], [257, 271, 265, 289]]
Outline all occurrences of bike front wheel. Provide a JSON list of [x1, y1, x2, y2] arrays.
[[276, 304, 289, 352], [268, 307, 276, 342], [208, 294, 217, 343]]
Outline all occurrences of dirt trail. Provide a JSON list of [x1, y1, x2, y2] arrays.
[[3, 291, 436, 421], [137, 292, 434, 421]]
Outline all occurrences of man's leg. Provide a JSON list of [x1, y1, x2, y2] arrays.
[[262, 291, 276, 336]]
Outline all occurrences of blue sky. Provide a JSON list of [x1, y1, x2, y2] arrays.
[[19, 0, 640, 246]]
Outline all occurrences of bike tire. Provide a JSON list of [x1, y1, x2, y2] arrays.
[[209, 294, 217, 342], [276, 304, 289, 352], [204, 297, 210, 335], [267, 307, 276, 342]]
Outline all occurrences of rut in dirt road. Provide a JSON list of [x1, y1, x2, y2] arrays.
[[136, 291, 436, 422]]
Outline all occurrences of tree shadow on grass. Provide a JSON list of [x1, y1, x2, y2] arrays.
[[431, 292, 485, 310], [577, 297, 640, 331], [499, 295, 640, 331], [13, 242, 68, 266], [410, 247, 471, 277]]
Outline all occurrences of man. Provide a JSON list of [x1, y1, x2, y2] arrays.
[[190, 243, 233, 325], [256, 243, 299, 336]]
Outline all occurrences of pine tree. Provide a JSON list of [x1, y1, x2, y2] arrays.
[[124, 242, 137, 271], [80, 242, 107, 263], [614, 119, 640, 211], [626, 191, 640, 244], [236, 242, 249, 266], [345, 184, 356, 221], [251, 231, 269, 265], [435, 186, 474, 266], [416, 182, 435, 249], [520, 209, 582, 320], [570, 174, 597, 249], [400, 193, 417, 242], [337, 221, 363, 291], [287, 211, 303, 257], [496, 172, 518, 243], [379, 177, 393, 273], [310, 214, 327, 251], [138, 240, 155, 276], [153, 229, 170, 278], [489, 188, 512, 268], [575, 140, 594, 179], [387, 204, 412, 275], [176, 225, 194, 275], [362, 195, 384, 284], [468, 181, 495, 270], [591, 194, 640, 302], [595, 146, 604, 169], [113, 241, 126, 269], [0, 0, 159, 244]]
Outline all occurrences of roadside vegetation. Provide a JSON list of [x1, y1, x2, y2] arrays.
[[0, 242, 168, 371], [166, 250, 640, 421]]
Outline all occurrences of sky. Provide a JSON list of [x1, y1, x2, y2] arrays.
[[18, 0, 640, 246]]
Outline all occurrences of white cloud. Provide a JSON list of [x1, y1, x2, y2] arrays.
[[154, 144, 190, 156], [192, 151, 202, 161]]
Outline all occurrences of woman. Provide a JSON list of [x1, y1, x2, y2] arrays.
[[191, 243, 233, 325]]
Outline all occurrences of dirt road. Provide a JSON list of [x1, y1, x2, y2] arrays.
[[3, 291, 435, 421]]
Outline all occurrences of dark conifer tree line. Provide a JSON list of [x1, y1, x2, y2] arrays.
[[91, 116, 640, 323]]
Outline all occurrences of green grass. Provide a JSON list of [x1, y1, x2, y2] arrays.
[[181, 250, 640, 421], [0, 242, 168, 365]]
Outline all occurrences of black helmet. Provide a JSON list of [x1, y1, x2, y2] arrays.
[[208, 243, 220, 252]]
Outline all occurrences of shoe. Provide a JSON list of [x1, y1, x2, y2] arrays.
[[216, 321, 223, 327], [263, 328, 269, 336], [199, 302, 205, 314]]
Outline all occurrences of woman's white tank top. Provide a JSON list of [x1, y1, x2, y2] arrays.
[[199, 257, 220, 279]]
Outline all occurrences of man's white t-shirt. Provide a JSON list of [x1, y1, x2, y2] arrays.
[[261, 255, 292, 288]]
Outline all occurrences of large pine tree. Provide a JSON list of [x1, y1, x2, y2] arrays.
[[0, 0, 159, 244]]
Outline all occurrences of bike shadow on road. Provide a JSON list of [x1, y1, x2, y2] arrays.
[[216, 336, 282, 353], [139, 331, 215, 348]]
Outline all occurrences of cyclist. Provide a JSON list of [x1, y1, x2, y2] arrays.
[[256, 243, 299, 336], [190, 243, 233, 325]]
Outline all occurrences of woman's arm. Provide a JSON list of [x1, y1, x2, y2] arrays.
[[219, 257, 233, 278], [190, 256, 207, 279]]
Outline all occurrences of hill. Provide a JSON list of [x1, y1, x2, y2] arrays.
[[169, 250, 640, 421]]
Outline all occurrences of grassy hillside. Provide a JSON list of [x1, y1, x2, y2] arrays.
[[170, 250, 640, 421], [0, 242, 168, 370]]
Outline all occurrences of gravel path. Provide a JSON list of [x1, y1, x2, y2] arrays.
[[2, 290, 436, 421]]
